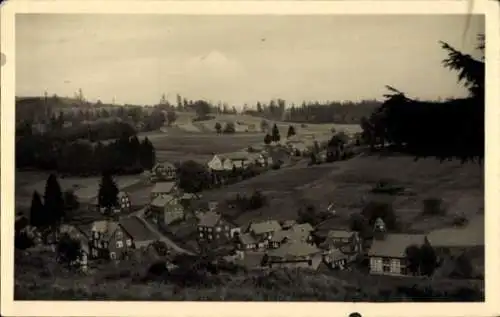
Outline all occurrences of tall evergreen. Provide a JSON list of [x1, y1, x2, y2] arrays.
[[271, 124, 281, 143], [98, 173, 119, 214], [29, 190, 45, 228], [287, 125, 296, 138], [140, 137, 156, 170], [43, 174, 65, 229]]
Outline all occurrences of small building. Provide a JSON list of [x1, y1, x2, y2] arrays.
[[151, 181, 177, 199], [197, 211, 241, 246], [367, 233, 427, 276], [269, 223, 314, 249], [151, 162, 177, 182], [207, 152, 252, 171], [90, 191, 131, 214], [149, 194, 184, 225], [119, 216, 158, 249], [247, 220, 282, 241], [322, 248, 351, 270], [322, 230, 360, 247], [87, 220, 134, 260], [236, 233, 258, 251], [266, 240, 322, 269]]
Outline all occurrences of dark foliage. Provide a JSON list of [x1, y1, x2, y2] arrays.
[[98, 173, 119, 213], [177, 160, 211, 196], [361, 201, 397, 231], [29, 191, 45, 228], [43, 174, 65, 229], [361, 36, 484, 163]]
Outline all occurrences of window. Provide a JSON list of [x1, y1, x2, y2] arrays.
[[216, 226, 221, 232], [208, 228, 212, 232], [110, 252, 116, 260], [126, 239, 132, 247], [200, 233, 204, 237], [208, 234, 212, 240], [216, 234, 220, 239], [383, 266, 390, 273], [92, 249, 98, 257], [382, 258, 390, 265], [116, 231, 123, 239], [116, 241, 123, 248]]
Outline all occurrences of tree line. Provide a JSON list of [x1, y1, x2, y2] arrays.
[[360, 35, 484, 163], [16, 133, 156, 176]]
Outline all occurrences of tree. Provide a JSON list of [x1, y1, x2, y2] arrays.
[[361, 201, 397, 231], [287, 125, 296, 138], [260, 119, 269, 133], [140, 137, 156, 170], [29, 191, 45, 229], [419, 238, 438, 276], [43, 174, 65, 230], [405, 245, 421, 276], [214, 122, 222, 134], [177, 160, 210, 198], [271, 124, 280, 143], [166, 111, 177, 126], [264, 133, 272, 145], [223, 122, 236, 134], [257, 102, 263, 113], [193, 100, 211, 118], [63, 190, 80, 217], [98, 173, 119, 214], [57, 233, 82, 267]]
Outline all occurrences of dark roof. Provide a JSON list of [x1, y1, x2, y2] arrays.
[[368, 234, 426, 258], [119, 216, 157, 242]]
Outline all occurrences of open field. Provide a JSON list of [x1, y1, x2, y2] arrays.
[[199, 155, 484, 232]]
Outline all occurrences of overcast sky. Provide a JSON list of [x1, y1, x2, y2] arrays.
[[16, 14, 484, 106]]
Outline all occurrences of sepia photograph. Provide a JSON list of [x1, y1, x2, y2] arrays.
[[1, 0, 499, 316]]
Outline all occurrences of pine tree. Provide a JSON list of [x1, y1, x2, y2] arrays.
[[98, 173, 119, 214], [287, 125, 296, 138], [271, 124, 280, 143], [140, 137, 156, 170], [264, 133, 272, 145], [43, 174, 65, 229], [419, 238, 438, 276], [29, 191, 44, 228]]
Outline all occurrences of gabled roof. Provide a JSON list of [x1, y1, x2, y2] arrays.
[[220, 152, 250, 161], [327, 230, 356, 239], [119, 216, 157, 243], [268, 241, 320, 258], [291, 223, 314, 234], [249, 220, 282, 235], [151, 181, 176, 194], [90, 220, 120, 240], [239, 233, 257, 245], [368, 233, 427, 259], [151, 195, 176, 208], [198, 211, 222, 227]]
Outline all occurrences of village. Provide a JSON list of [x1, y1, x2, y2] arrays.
[[15, 130, 485, 283]]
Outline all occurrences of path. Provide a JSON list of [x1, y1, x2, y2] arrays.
[[129, 207, 195, 256]]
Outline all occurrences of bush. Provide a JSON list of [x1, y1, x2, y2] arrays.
[[422, 197, 446, 215], [361, 201, 398, 230], [223, 122, 236, 134], [452, 215, 468, 227]]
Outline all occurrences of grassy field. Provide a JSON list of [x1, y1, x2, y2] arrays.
[[14, 248, 484, 301], [198, 154, 484, 232]]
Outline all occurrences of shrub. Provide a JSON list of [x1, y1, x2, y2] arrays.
[[223, 122, 236, 134], [361, 201, 398, 230], [422, 197, 446, 215], [452, 215, 469, 227]]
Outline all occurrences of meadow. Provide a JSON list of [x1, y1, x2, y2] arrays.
[[198, 154, 484, 233]]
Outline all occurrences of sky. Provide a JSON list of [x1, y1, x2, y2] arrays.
[[16, 14, 484, 107]]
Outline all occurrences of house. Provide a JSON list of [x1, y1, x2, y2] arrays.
[[119, 216, 158, 249], [87, 220, 134, 260], [207, 152, 252, 171], [150, 181, 177, 199], [248, 220, 282, 241], [269, 223, 314, 249], [197, 211, 241, 245], [322, 230, 361, 247], [149, 194, 184, 225], [281, 219, 296, 230], [322, 248, 351, 270], [90, 191, 132, 214], [236, 233, 258, 251], [151, 162, 177, 182], [367, 233, 427, 276], [266, 240, 322, 269]]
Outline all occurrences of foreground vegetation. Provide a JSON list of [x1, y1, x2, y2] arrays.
[[14, 249, 484, 301]]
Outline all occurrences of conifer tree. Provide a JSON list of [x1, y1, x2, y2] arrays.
[[98, 173, 119, 215], [43, 174, 65, 229], [29, 191, 44, 228]]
